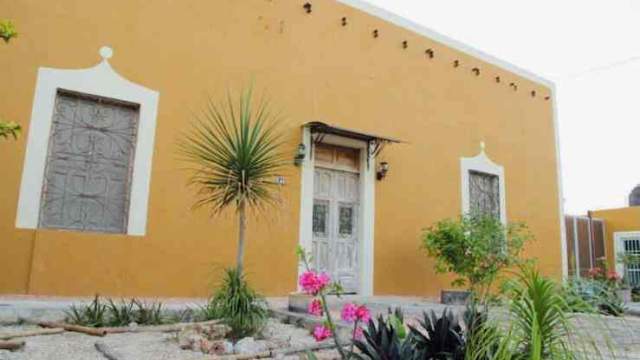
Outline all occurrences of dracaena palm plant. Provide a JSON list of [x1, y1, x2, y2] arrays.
[[178, 87, 289, 275]]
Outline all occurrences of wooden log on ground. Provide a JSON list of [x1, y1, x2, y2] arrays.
[[211, 342, 342, 360], [38, 321, 106, 337], [0, 328, 65, 340], [95, 341, 124, 360], [0, 340, 26, 351], [103, 319, 223, 334]]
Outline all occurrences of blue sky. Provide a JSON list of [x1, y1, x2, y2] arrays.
[[366, 0, 640, 214]]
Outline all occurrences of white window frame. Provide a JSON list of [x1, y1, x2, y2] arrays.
[[297, 127, 375, 296], [16, 46, 160, 236], [614, 231, 640, 276], [460, 143, 507, 224]]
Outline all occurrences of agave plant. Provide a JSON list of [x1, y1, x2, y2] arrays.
[[178, 87, 289, 275], [352, 314, 414, 360], [408, 309, 465, 360]]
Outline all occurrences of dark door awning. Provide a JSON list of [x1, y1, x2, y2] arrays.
[[303, 121, 402, 159]]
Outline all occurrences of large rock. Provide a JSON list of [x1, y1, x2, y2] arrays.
[[234, 337, 270, 354]]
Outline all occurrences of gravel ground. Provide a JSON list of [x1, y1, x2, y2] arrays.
[[0, 319, 324, 360]]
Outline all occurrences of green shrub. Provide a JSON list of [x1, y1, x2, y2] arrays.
[[421, 213, 531, 306], [209, 268, 267, 340], [563, 277, 624, 317]]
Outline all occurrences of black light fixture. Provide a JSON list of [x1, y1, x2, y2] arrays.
[[372, 29, 379, 38], [453, 60, 460, 68], [303, 2, 312, 14], [377, 161, 389, 180], [472, 67, 480, 76], [294, 143, 306, 166], [341, 17, 348, 26], [402, 40, 408, 49]]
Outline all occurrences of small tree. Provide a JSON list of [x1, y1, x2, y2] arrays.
[[0, 20, 20, 140], [178, 86, 289, 276], [421, 213, 532, 305]]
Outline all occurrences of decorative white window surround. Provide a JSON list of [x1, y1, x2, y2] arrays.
[[614, 231, 640, 276], [460, 143, 507, 224], [16, 46, 160, 236], [297, 128, 375, 296]]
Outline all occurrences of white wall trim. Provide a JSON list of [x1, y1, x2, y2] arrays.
[[337, 0, 554, 88], [460, 143, 507, 224], [613, 231, 640, 276], [16, 46, 160, 236], [296, 129, 375, 296], [550, 85, 568, 279]]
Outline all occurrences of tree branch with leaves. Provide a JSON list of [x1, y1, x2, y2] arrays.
[[1, 19, 20, 140]]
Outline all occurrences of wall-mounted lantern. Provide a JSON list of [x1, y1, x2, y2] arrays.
[[294, 143, 306, 166], [377, 161, 389, 180]]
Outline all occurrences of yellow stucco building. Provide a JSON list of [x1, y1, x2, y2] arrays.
[[591, 206, 640, 281], [0, 0, 565, 298]]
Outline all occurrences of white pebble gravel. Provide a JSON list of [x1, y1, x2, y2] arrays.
[[0, 319, 322, 359]]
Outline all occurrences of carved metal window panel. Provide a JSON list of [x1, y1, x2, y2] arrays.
[[338, 205, 354, 236], [38, 91, 139, 234], [312, 201, 329, 236], [469, 170, 500, 218]]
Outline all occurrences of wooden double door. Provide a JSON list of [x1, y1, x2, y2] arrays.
[[312, 165, 360, 293]]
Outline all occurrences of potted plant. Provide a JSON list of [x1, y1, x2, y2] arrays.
[[421, 213, 531, 308], [616, 252, 640, 302]]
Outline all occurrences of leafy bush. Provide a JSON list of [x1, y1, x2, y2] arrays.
[[563, 277, 625, 317], [208, 268, 267, 340], [421, 213, 531, 303]]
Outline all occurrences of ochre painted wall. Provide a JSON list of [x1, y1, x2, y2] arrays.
[[591, 207, 640, 270], [0, 0, 562, 297]]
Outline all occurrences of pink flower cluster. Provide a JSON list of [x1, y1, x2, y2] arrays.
[[308, 299, 323, 316], [313, 325, 332, 341], [299, 271, 330, 295], [340, 303, 371, 323]]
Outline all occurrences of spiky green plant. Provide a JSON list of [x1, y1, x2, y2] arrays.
[[466, 268, 609, 360], [106, 298, 136, 326], [209, 268, 267, 340], [178, 87, 288, 275], [65, 294, 108, 327]]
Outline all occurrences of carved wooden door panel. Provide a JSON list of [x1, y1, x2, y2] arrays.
[[38, 91, 139, 233], [312, 168, 360, 293]]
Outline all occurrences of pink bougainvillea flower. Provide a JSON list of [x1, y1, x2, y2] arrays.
[[356, 305, 371, 322], [308, 298, 323, 316], [353, 326, 364, 340], [341, 303, 358, 323], [299, 271, 331, 295], [317, 272, 331, 289], [607, 271, 621, 281], [312, 325, 332, 342]]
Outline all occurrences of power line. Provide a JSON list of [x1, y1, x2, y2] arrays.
[[559, 55, 640, 79]]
